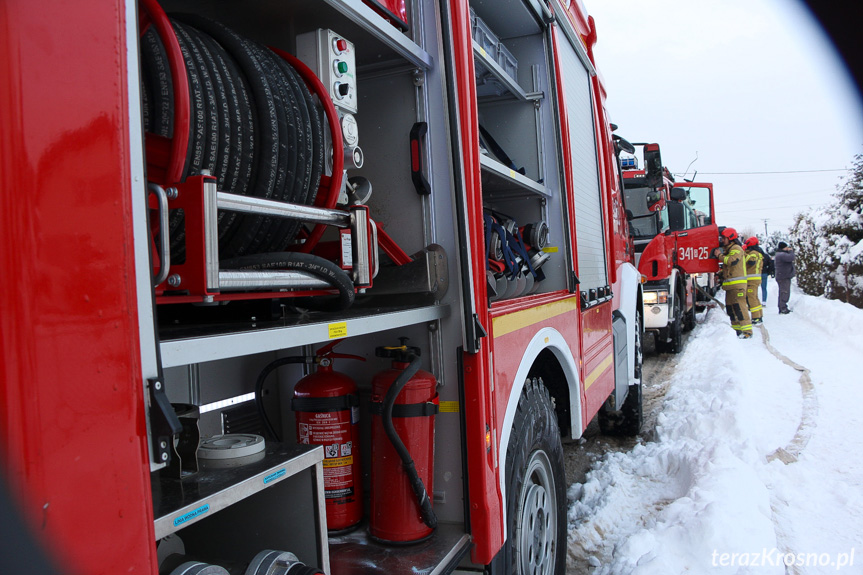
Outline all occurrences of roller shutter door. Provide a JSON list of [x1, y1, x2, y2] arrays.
[[557, 36, 607, 292]]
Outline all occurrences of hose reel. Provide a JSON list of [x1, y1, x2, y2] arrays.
[[139, 1, 373, 309]]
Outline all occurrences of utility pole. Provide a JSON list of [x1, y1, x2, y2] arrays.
[[762, 219, 769, 238]]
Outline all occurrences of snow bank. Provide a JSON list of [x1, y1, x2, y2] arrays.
[[568, 284, 863, 573]]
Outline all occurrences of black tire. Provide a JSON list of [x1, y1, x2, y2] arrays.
[[666, 293, 683, 354], [598, 310, 644, 436], [683, 302, 696, 332], [503, 378, 565, 575]]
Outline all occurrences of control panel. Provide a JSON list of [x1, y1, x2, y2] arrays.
[[297, 29, 358, 114]]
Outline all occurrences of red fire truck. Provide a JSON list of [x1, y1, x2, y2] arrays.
[[0, 0, 644, 573], [620, 144, 719, 353]]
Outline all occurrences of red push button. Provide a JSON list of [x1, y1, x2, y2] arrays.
[[335, 38, 348, 53]]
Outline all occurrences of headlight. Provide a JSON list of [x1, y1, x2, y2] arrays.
[[644, 290, 668, 305]]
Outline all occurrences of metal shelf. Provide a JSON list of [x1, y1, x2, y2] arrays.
[[480, 154, 551, 199], [472, 40, 533, 102], [153, 443, 325, 540], [161, 0, 432, 71], [325, 0, 432, 70], [159, 303, 451, 367]]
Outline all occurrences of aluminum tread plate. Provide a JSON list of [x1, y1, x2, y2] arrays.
[[328, 522, 471, 575]]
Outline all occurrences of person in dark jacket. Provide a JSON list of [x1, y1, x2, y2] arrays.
[[774, 241, 795, 314], [758, 244, 774, 302]]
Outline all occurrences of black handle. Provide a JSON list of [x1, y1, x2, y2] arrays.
[[410, 122, 431, 195]]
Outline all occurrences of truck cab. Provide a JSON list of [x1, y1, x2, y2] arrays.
[[671, 181, 720, 308], [621, 144, 718, 352]]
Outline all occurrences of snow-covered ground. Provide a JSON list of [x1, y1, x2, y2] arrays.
[[567, 280, 863, 573]]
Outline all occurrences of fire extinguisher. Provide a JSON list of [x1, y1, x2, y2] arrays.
[[369, 338, 439, 543], [290, 341, 365, 532]]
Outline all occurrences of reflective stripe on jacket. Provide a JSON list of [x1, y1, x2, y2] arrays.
[[721, 244, 748, 288], [745, 248, 763, 283]]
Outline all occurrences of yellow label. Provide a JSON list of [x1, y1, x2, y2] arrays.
[[328, 322, 348, 339], [480, 47, 487, 58], [323, 455, 354, 467], [439, 401, 460, 413], [510, 169, 517, 178], [542, 246, 559, 253]]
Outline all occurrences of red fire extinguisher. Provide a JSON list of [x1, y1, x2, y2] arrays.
[[370, 338, 439, 543], [292, 341, 365, 532]]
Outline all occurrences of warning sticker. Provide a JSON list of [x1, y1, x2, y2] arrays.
[[323, 455, 354, 468], [439, 401, 460, 413], [329, 322, 348, 339], [298, 412, 356, 495]]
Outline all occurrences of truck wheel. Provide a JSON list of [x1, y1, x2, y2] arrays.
[[667, 294, 683, 353], [598, 310, 643, 436], [683, 304, 696, 332], [504, 378, 566, 575]]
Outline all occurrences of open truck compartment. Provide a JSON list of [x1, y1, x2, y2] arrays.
[[0, 0, 644, 573], [141, 0, 471, 572]]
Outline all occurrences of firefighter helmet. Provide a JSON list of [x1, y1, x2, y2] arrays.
[[744, 236, 759, 249], [719, 227, 738, 241]]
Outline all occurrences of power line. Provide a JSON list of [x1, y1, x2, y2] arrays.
[[673, 169, 846, 175], [722, 202, 823, 213], [719, 189, 835, 205]]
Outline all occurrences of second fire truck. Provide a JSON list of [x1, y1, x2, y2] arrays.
[[620, 144, 719, 353]]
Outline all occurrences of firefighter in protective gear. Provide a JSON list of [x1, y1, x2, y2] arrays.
[[713, 227, 752, 338], [744, 237, 764, 324]]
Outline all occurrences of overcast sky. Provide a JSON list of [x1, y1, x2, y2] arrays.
[[586, 0, 863, 239]]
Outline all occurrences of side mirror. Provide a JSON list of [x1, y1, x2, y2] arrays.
[[613, 134, 636, 155], [670, 187, 687, 201], [644, 144, 663, 188]]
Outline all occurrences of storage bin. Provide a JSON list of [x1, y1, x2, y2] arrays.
[[497, 41, 518, 82], [473, 15, 498, 60]]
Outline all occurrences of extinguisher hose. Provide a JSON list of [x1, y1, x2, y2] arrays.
[[381, 353, 438, 530], [255, 356, 308, 441]]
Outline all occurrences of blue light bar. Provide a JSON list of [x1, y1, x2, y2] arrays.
[[621, 157, 638, 169]]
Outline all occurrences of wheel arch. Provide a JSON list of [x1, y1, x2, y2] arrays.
[[496, 327, 581, 540]]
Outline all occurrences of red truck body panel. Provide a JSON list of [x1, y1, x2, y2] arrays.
[[0, 1, 157, 573]]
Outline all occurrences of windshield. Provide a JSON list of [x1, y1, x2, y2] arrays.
[[624, 186, 665, 238], [623, 186, 655, 217]]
